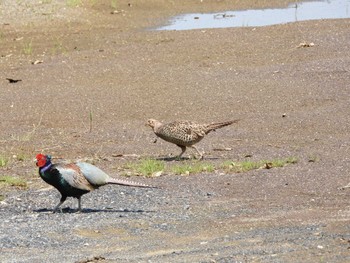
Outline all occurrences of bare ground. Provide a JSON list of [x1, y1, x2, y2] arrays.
[[0, 0, 350, 262]]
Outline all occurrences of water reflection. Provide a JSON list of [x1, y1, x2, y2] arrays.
[[156, 0, 350, 31]]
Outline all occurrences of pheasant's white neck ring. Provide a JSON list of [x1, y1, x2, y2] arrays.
[[40, 162, 52, 174]]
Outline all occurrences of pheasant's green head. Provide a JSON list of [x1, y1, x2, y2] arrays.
[[36, 153, 52, 167]]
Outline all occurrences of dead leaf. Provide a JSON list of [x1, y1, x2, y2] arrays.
[[6, 78, 22, 83], [112, 153, 140, 158], [213, 147, 232, 151], [32, 60, 43, 65], [265, 163, 273, 169], [152, 171, 163, 177], [297, 42, 315, 48], [112, 153, 123, 157], [111, 10, 125, 14], [339, 183, 350, 190]]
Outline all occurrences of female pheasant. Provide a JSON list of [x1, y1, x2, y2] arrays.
[[36, 153, 153, 213], [146, 119, 239, 159]]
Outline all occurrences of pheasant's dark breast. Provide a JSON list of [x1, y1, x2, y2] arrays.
[[40, 167, 89, 198]]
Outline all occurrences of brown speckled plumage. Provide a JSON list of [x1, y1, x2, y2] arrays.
[[146, 119, 239, 159]]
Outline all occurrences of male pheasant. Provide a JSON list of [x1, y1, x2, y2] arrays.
[[146, 119, 239, 159], [36, 153, 153, 212]]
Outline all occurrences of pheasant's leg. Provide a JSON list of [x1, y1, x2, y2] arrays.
[[53, 196, 67, 213], [77, 197, 82, 212], [176, 145, 187, 159], [191, 145, 203, 160]]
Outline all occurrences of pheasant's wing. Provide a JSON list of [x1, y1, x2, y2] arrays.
[[177, 121, 206, 141], [76, 162, 109, 186], [189, 124, 206, 138], [168, 121, 205, 140], [55, 163, 94, 191]]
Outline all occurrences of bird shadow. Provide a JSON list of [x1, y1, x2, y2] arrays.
[[33, 207, 156, 214]]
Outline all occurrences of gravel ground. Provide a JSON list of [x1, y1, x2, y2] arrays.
[[1, 169, 350, 262], [1, 0, 350, 262]]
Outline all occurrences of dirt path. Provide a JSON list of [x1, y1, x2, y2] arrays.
[[0, 0, 350, 262]]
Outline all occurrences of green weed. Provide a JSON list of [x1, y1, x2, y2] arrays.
[[0, 156, 8, 167], [111, 0, 118, 9], [14, 153, 28, 161], [285, 156, 298, 164], [0, 31, 4, 43], [66, 0, 82, 7], [51, 38, 67, 55], [222, 160, 256, 172], [0, 175, 27, 188], [122, 156, 297, 177], [171, 162, 214, 175], [171, 163, 192, 175], [10, 113, 43, 142], [222, 157, 298, 173], [23, 40, 33, 55], [89, 109, 93, 133], [88, 0, 97, 6], [126, 159, 164, 177]]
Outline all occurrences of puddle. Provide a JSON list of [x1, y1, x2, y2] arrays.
[[156, 0, 350, 31]]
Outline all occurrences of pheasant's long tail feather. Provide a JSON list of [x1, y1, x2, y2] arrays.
[[206, 119, 240, 133], [106, 177, 156, 188]]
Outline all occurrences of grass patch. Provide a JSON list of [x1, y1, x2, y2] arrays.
[[284, 156, 298, 164], [111, 0, 118, 9], [88, 0, 97, 6], [171, 162, 214, 175], [126, 159, 165, 177], [267, 157, 298, 168], [0, 175, 27, 188], [23, 40, 33, 55], [222, 160, 262, 173], [0, 195, 4, 202], [66, 0, 82, 7], [222, 157, 298, 173], [0, 31, 4, 44], [0, 156, 8, 167], [121, 156, 297, 177], [14, 152, 28, 162], [51, 38, 67, 55], [89, 109, 93, 133], [10, 113, 43, 142]]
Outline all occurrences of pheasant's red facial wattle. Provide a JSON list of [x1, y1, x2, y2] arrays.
[[36, 153, 47, 167]]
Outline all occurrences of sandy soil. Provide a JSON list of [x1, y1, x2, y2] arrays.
[[1, 0, 350, 262]]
